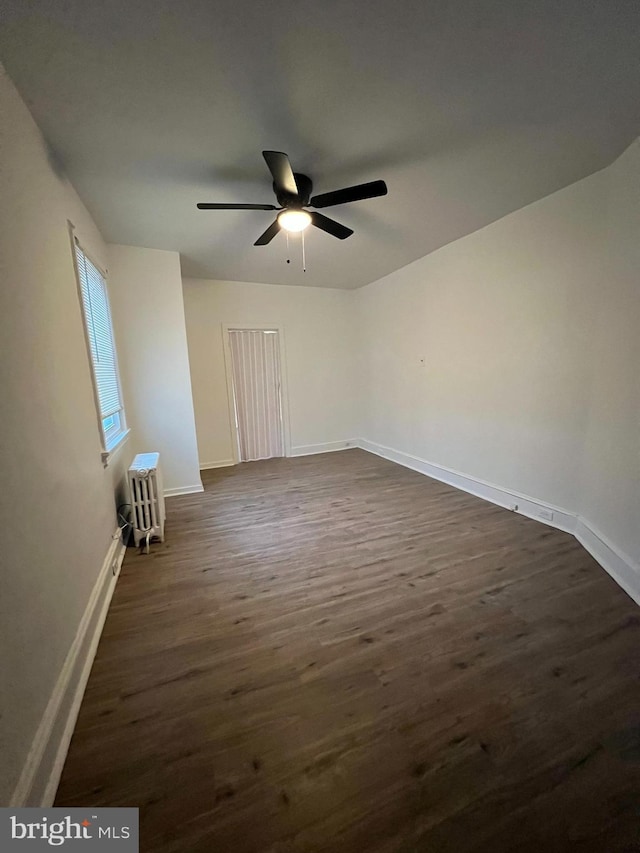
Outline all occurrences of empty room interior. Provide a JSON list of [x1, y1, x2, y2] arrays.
[[1, 1, 639, 850]]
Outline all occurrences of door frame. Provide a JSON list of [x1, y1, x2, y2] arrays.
[[221, 323, 292, 464]]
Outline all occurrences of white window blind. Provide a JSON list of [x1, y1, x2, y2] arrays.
[[75, 240, 126, 452]]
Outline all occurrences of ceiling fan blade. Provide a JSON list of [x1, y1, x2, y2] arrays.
[[262, 151, 299, 197], [197, 203, 277, 210], [310, 179, 388, 209], [310, 211, 353, 240], [254, 219, 281, 246]]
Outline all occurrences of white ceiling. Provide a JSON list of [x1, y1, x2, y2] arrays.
[[1, 0, 638, 289]]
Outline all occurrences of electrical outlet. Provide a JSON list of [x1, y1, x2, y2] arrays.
[[539, 509, 554, 521]]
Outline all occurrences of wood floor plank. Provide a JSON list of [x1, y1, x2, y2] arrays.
[[55, 450, 640, 852]]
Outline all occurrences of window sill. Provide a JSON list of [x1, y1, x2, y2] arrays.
[[102, 429, 131, 467]]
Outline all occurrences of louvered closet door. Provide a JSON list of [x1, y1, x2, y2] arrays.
[[228, 330, 284, 461]]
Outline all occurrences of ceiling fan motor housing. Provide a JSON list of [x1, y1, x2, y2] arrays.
[[275, 172, 313, 208]]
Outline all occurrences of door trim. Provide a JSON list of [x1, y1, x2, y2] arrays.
[[221, 324, 292, 463]]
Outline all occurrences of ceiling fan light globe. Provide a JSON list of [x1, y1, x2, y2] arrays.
[[278, 209, 312, 233]]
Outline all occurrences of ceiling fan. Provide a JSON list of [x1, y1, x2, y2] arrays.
[[197, 151, 388, 246]]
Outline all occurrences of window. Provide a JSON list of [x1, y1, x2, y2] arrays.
[[74, 239, 128, 461]]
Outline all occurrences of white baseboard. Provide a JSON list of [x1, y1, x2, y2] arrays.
[[164, 484, 204, 497], [575, 519, 640, 607], [291, 440, 357, 457], [202, 442, 357, 463], [356, 438, 639, 606], [200, 459, 235, 470], [356, 438, 576, 533], [10, 527, 127, 807]]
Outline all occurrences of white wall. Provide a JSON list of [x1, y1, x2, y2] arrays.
[[357, 140, 638, 582], [182, 279, 359, 466], [108, 246, 202, 494], [578, 141, 640, 566], [357, 170, 605, 510], [0, 65, 129, 804]]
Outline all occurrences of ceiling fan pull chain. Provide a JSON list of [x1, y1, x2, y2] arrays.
[[302, 230, 306, 272], [286, 231, 290, 264]]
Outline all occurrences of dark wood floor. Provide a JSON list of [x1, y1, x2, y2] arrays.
[[56, 450, 640, 852]]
